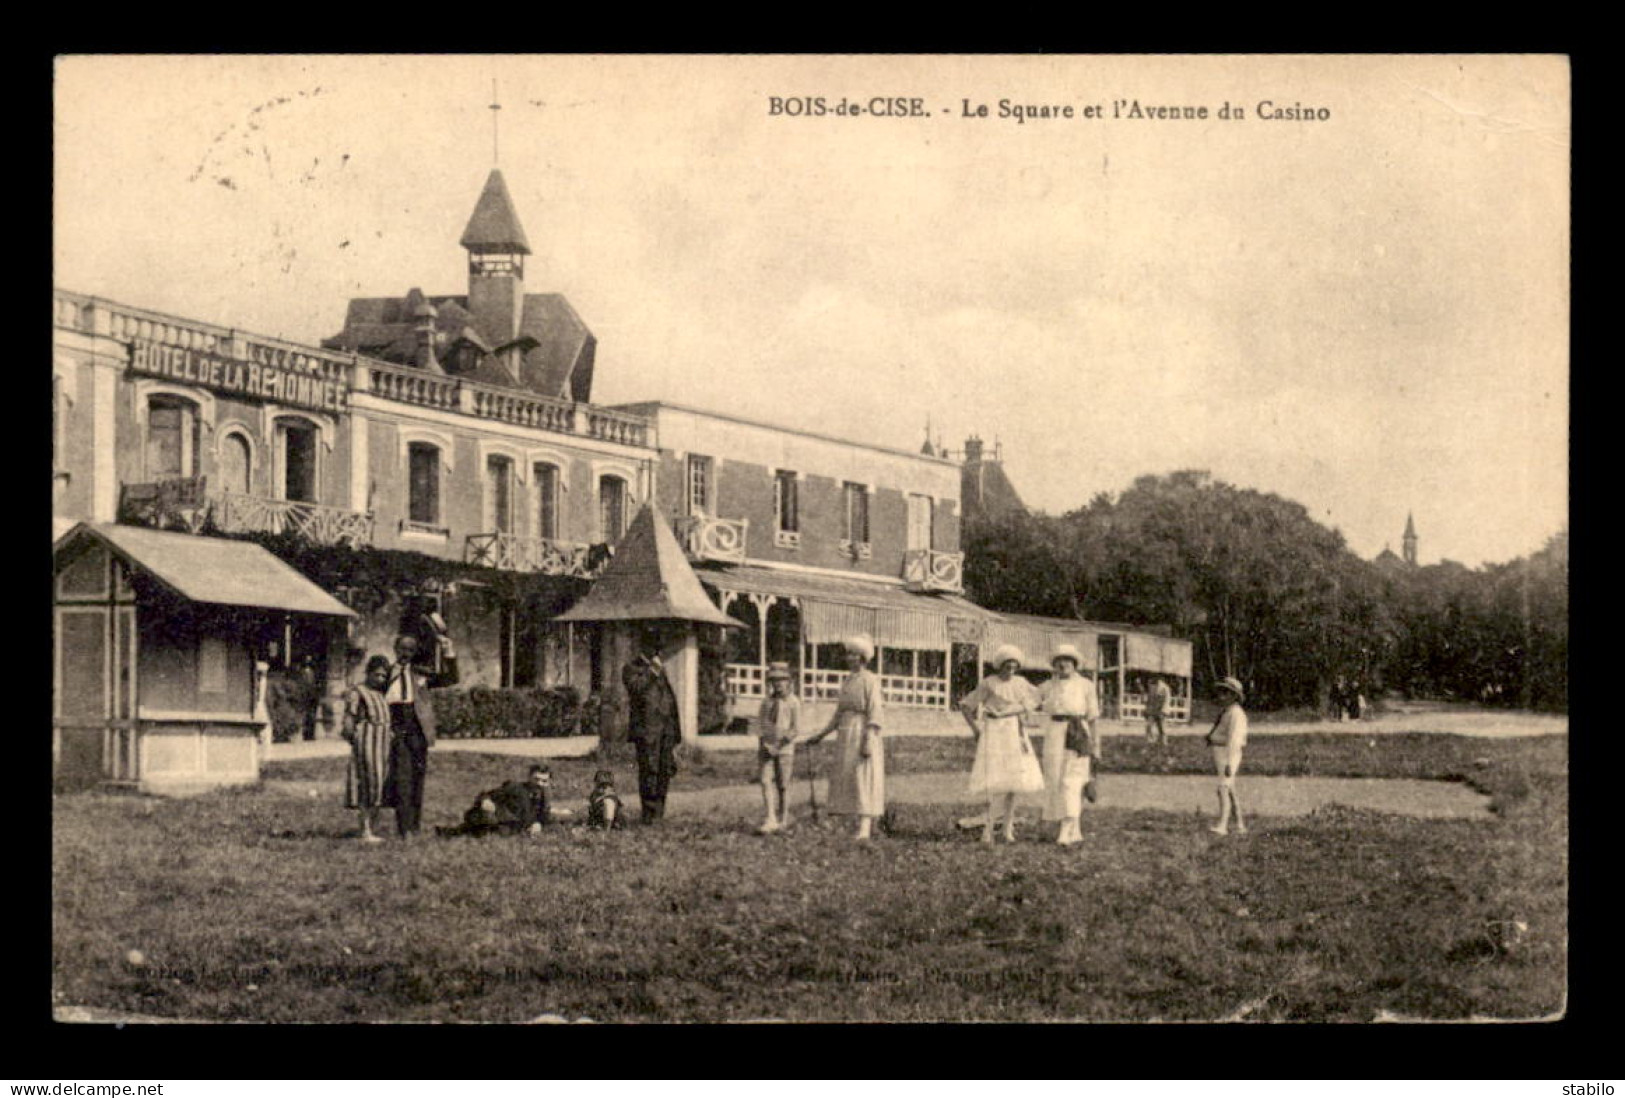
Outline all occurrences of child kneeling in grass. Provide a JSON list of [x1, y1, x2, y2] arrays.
[[587, 770, 627, 830]]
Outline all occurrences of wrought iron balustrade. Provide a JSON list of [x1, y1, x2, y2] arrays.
[[901, 548, 965, 593], [675, 515, 749, 564], [118, 480, 374, 549], [211, 492, 375, 548], [464, 531, 609, 578]]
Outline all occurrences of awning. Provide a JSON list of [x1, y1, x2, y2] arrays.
[[59, 523, 354, 618], [697, 564, 995, 647]]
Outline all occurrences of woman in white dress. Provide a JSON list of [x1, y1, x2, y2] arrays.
[[806, 634, 886, 841], [1038, 644, 1099, 846], [959, 645, 1046, 843]]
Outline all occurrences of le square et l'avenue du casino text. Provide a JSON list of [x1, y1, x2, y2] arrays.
[[766, 96, 1332, 124]]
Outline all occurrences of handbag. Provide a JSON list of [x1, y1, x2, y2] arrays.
[[1063, 716, 1092, 756]]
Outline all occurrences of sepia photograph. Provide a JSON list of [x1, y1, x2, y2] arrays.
[[50, 53, 1569, 1024]]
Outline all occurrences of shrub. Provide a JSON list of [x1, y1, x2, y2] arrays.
[[432, 685, 587, 739]]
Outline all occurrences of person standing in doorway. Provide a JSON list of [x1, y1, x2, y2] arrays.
[[382, 631, 458, 838], [623, 630, 683, 825], [1206, 676, 1249, 836]]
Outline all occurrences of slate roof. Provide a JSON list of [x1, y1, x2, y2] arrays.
[[57, 523, 354, 618], [555, 506, 740, 627], [323, 292, 594, 401], [460, 170, 532, 254], [961, 457, 1029, 521]]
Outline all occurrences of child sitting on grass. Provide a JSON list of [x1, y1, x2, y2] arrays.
[[755, 662, 801, 834], [587, 769, 627, 830]]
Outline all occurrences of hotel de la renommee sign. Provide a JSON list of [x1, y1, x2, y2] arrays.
[[129, 338, 350, 415]]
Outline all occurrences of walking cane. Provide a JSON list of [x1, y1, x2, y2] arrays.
[[806, 740, 822, 827]]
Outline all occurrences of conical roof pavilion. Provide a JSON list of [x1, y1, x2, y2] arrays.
[[460, 169, 532, 254], [556, 504, 741, 627]]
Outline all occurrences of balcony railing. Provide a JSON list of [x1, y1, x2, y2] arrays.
[[119, 478, 375, 549], [54, 289, 654, 449], [211, 492, 375, 549], [465, 532, 611, 579], [902, 548, 965, 593], [675, 515, 749, 564]]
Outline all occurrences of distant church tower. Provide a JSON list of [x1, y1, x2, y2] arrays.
[[1402, 512, 1419, 567]]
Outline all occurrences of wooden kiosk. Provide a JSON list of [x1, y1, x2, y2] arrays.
[[53, 523, 355, 795]]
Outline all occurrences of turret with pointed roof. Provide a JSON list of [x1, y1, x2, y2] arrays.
[[323, 169, 597, 403], [1403, 512, 1419, 566], [460, 169, 533, 257]]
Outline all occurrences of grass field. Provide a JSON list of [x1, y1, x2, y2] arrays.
[[51, 732, 1566, 1022]]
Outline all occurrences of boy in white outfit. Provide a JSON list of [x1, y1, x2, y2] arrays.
[[1206, 676, 1249, 835], [755, 662, 801, 834]]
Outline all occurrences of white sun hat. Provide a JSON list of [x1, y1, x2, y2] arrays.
[[842, 634, 876, 661], [1051, 644, 1084, 669], [991, 644, 1024, 669]]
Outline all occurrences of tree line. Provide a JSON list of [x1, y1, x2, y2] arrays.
[[962, 471, 1567, 713]]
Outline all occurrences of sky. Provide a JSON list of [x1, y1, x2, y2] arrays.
[[53, 55, 1570, 567]]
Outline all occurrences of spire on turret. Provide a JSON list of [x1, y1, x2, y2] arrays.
[[1402, 512, 1419, 566], [460, 169, 532, 259]]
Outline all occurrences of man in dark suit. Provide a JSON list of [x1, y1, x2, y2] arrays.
[[622, 634, 682, 824], [443, 764, 553, 837], [383, 631, 458, 837]]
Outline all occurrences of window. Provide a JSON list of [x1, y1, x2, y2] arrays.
[[907, 493, 934, 552], [408, 443, 441, 525], [485, 455, 515, 534], [277, 419, 318, 503], [598, 475, 627, 543], [500, 605, 542, 689], [534, 463, 560, 541], [775, 470, 799, 538], [145, 396, 198, 480], [686, 454, 713, 516], [878, 646, 949, 709], [843, 482, 870, 546], [220, 432, 252, 495]]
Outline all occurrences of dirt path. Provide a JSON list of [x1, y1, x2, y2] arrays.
[[668, 771, 1492, 819]]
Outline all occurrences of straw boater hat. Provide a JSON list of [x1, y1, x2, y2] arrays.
[[1216, 676, 1245, 701], [1050, 644, 1084, 669], [842, 635, 875, 661], [991, 644, 1024, 670], [765, 661, 792, 682]]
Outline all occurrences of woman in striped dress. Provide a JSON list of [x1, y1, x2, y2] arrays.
[[342, 656, 394, 843]]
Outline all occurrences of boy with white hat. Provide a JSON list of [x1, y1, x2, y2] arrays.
[[1038, 644, 1099, 846], [1206, 676, 1249, 835], [755, 662, 801, 834]]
